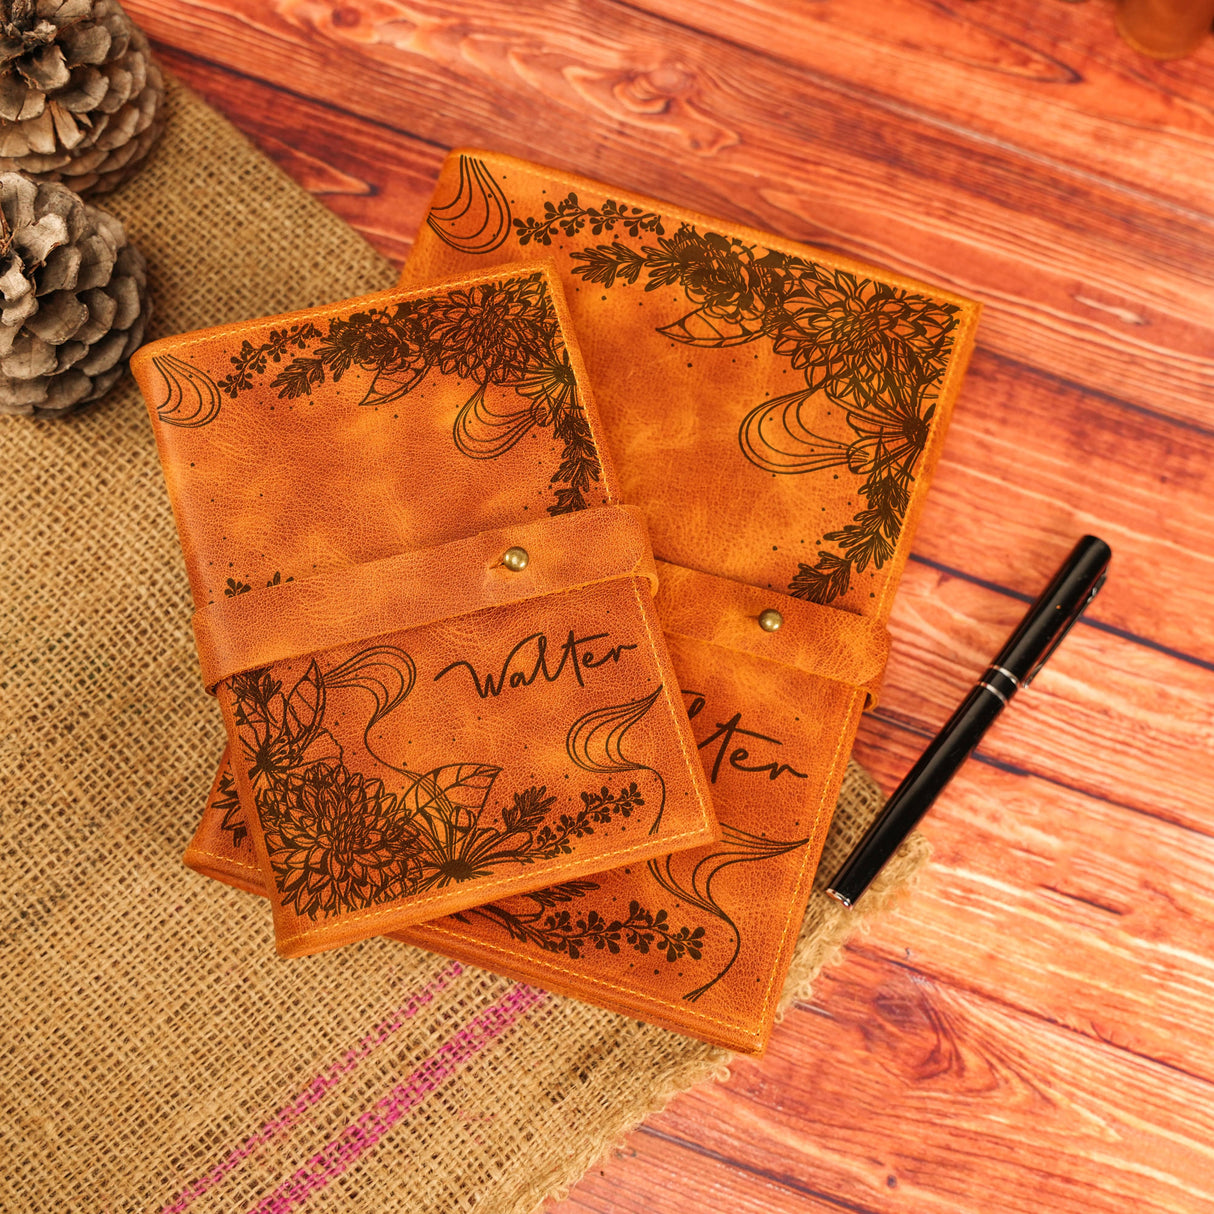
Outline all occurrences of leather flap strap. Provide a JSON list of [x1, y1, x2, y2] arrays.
[[193, 504, 658, 693], [655, 561, 890, 709]]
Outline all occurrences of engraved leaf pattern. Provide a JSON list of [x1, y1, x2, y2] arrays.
[[460, 883, 706, 964], [208, 273, 602, 516], [214, 768, 245, 848], [499, 183, 960, 604], [229, 649, 655, 920], [566, 685, 667, 834]]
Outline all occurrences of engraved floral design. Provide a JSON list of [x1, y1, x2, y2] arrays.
[[531, 781, 645, 856], [214, 768, 245, 848], [265, 761, 420, 919], [512, 192, 665, 245], [231, 665, 340, 792], [495, 181, 959, 603], [194, 273, 601, 516], [771, 270, 957, 404], [215, 323, 322, 397], [460, 881, 705, 963], [427, 280, 553, 383], [226, 653, 666, 921]]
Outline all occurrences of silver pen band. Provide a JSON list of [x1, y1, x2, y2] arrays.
[[978, 680, 1009, 706]]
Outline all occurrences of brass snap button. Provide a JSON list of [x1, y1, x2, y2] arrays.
[[502, 546, 530, 572], [758, 608, 783, 632]]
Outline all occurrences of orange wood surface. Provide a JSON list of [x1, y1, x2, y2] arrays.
[[124, 2, 1214, 1210]]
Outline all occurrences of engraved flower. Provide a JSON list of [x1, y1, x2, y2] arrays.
[[639, 226, 779, 325], [425, 279, 555, 384], [262, 761, 420, 920], [772, 271, 957, 406], [319, 309, 415, 377]]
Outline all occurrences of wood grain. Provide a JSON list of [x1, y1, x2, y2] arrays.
[[567, 1128, 887, 1214], [878, 563, 1214, 831], [909, 349, 1214, 663], [126, 0, 1214, 427], [647, 951, 1214, 1214], [119, 2, 1214, 1212], [556, 949, 1214, 1214], [853, 719, 1214, 1082], [628, 0, 1214, 214]]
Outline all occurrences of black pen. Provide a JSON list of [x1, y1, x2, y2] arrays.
[[826, 535, 1112, 909]]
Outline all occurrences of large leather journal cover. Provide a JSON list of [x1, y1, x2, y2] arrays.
[[131, 262, 717, 959], [189, 155, 979, 1050]]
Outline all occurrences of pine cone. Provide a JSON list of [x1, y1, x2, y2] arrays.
[[0, 171, 150, 416], [0, 0, 164, 195]]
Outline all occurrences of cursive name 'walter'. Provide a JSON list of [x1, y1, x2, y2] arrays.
[[684, 690, 809, 784], [433, 629, 638, 699]]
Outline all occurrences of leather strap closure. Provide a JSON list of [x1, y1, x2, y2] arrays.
[[193, 504, 658, 693], [655, 561, 890, 709]]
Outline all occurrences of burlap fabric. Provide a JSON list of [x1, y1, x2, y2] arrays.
[[0, 75, 928, 1212]]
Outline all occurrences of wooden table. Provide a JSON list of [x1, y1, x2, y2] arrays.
[[124, 2, 1214, 1210]]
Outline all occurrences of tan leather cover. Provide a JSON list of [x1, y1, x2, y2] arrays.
[[132, 262, 717, 958], [188, 156, 980, 1049]]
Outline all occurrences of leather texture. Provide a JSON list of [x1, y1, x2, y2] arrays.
[[188, 156, 980, 1049], [192, 505, 659, 693], [133, 262, 717, 959], [654, 561, 889, 709]]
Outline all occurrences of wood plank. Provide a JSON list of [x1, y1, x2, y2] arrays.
[[878, 562, 1214, 832], [153, 47, 441, 265], [850, 717, 1214, 1083], [627, 0, 1214, 215], [630, 952, 1214, 1214], [158, 51, 1214, 672], [909, 348, 1214, 664], [124, 0, 1214, 427], [556, 1128, 876, 1213]]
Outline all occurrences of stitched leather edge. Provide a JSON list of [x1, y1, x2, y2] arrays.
[[654, 560, 889, 708], [193, 504, 658, 692]]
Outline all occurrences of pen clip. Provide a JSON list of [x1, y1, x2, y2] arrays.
[[1021, 571, 1106, 688]]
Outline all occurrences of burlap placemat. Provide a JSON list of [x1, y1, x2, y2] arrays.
[[0, 75, 928, 1213]]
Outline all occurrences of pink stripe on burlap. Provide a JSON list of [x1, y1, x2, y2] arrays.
[[162, 962, 463, 1214], [246, 984, 547, 1214]]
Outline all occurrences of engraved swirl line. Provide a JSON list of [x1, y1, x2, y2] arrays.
[[152, 353, 223, 428], [426, 154, 512, 254]]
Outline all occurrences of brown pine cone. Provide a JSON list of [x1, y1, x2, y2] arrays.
[[0, 171, 150, 416], [0, 0, 165, 196]]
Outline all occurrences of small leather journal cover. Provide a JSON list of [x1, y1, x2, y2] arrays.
[[189, 155, 980, 1050], [131, 263, 716, 959]]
